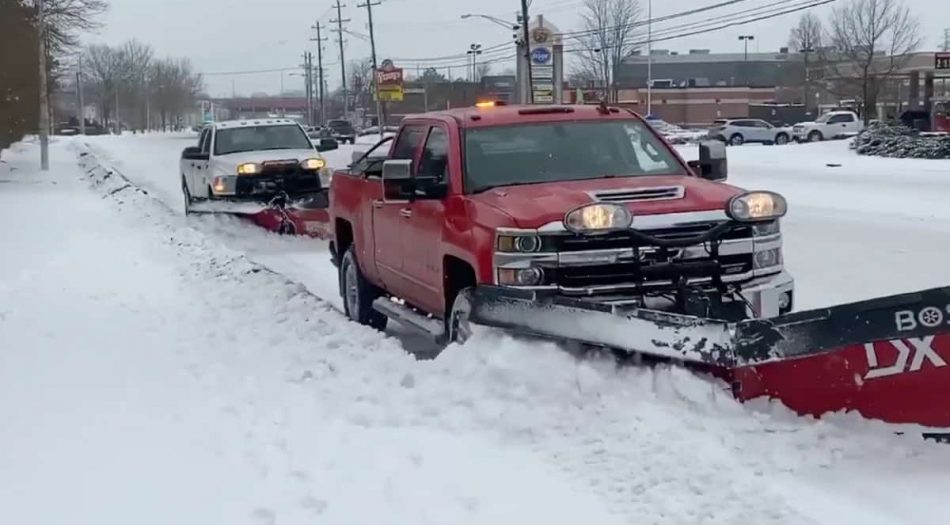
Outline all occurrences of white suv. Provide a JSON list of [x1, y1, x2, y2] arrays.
[[180, 119, 337, 214], [708, 118, 793, 146], [792, 111, 864, 142]]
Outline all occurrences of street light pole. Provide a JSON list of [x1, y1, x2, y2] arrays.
[[739, 35, 755, 86], [357, 0, 384, 136], [467, 43, 483, 82]]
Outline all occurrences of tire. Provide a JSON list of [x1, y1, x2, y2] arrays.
[[181, 176, 193, 215], [775, 133, 789, 145], [808, 130, 823, 142], [729, 133, 745, 146], [445, 287, 475, 344], [339, 246, 388, 331]]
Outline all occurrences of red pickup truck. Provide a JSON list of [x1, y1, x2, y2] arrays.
[[328, 102, 794, 353]]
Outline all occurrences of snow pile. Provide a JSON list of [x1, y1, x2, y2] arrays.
[[61, 136, 950, 524], [851, 123, 950, 159]]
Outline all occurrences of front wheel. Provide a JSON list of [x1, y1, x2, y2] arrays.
[[729, 133, 745, 146], [775, 133, 789, 145], [808, 130, 824, 142], [339, 246, 388, 331], [445, 287, 475, 344], [181, 176, 193, 215]]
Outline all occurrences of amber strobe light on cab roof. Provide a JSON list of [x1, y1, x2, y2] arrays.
[[475, 100, 507, 108]]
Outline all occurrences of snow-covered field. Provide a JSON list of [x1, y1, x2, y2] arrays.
[[2, 133, 950, 525]]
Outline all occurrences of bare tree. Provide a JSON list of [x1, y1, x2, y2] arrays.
[[788, 12, 823, 51], [148, 58, 202, 130], [573, 0, 642, 101], [82, 43, 122, 127], [825, 0, 921, 123], [43, 0, 108, 57], [475, 62, 491, 82], [787, 12, 824, 110]]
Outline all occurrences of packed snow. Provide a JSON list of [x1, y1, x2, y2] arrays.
[[2, 133, 950, 525]]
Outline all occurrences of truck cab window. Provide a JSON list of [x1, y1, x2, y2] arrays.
[[392, 125, 427, 160], [418, 127, 448, 181]]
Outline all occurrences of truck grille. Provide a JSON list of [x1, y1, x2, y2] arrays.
[[549, 254, 753, 290], [550, 221, 751, 252], [590, 186, 684, 203]]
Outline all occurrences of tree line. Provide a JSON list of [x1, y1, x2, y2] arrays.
[[81, 40, 203, 131]]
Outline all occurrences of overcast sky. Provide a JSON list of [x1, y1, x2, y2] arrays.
[[87, 0, 948, 97]]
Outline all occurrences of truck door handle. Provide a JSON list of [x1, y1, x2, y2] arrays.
[[399, 208, 412, 218], [372, 199, 384, 208]]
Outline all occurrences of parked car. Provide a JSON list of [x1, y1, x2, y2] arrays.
[[708, 118, 793, 146], [792, 111, 864, 142]]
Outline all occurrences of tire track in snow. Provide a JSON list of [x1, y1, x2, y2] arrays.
[[72, 138, 950, 525]]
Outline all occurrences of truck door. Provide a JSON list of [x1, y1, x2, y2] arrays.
[[401, 124, 450, 315], [195, 127, 213, 196], [184, 128, 210, 195], [372, 124, 427, 293]]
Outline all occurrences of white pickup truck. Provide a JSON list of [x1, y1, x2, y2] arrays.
[[792, 111, 864, 142], [180, 119, 337, 214]]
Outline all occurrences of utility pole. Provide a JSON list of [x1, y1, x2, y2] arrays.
[[519, 1, 533, 104], [77, 54, 86, 135], [303, 52, 313, 126], [311, 22, 328, 126], [330, 0, 350, 119], [37, 0, 50, 170], [943, 28, 950, 52], [646, 0, 653, 115], [357, 0, 384, 134]]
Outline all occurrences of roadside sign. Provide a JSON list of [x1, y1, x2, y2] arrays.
[[937, 52, 950, 70], [531, 47, 552, 65]]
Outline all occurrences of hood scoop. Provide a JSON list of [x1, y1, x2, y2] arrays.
[[588, 185, 685, 203]]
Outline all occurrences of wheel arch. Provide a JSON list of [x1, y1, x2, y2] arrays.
[[443, 255, 477, 315]]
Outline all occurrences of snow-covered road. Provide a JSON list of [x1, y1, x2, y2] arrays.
[[3, 135, 950, 525]]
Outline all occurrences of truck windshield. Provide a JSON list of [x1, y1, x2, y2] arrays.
[[463, 120, 683, 193], [214, 125, 312, 156]]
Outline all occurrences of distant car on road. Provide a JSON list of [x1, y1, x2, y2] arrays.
[[708, 118, 793, 146], [326, 119, 357, 144]]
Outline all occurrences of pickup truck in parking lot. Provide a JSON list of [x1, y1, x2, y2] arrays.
[[327, 102, 793, 348]]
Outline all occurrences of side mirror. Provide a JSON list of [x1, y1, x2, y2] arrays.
[[315, 138, 338, 152], [382, 159, 413, 201], [182, 146, 207, 160], [693, 141, 728, 181]]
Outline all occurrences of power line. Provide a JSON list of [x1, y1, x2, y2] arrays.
[[561, 0, 752, 40], [564, 0, 833, 54]]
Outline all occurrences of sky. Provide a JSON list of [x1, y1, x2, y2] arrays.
[[86, 0, 949, 97]]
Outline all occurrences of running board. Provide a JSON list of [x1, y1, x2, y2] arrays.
[[372, 298, 446, 340]]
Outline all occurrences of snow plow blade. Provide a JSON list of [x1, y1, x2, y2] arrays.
[[732, 285, 950, 430], [470, 285, 950, 430], [188, 192, 331, 238], [468, 286, 736, 365]]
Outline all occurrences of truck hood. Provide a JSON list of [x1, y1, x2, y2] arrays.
[[469, 175, 746, 229], [212, 149, 321, 173]]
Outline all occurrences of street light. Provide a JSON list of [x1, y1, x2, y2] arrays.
[[739, 35, 755, 87], [467, 43, 483, 83], [460, 13, 519, 31]]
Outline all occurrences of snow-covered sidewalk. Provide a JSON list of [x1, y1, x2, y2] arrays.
[[3, 137, 950, 525]]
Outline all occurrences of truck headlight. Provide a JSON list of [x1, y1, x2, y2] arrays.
[[498, 267, 544, 286], [301, 158, 326, 170], [237, 162, 261, 175], [727, 191, 787, 222], [754, 248, 783, 269], [497, 234, 542, 253], [563, 203, 633, 235]]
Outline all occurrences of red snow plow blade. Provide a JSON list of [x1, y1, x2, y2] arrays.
[[469, 284, 950, 431], [731, 285, 950, 429], [189, 192, 332, 239]]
